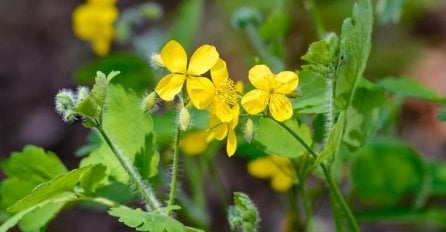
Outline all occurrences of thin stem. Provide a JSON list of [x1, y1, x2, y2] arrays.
[[329, 191, 344, 232], [292, 159, 314, 232], [97, 126, 161, 211], [168, 127, 181, 215], [274, 120, 359, 232], [206, 158, 229, 211], [245, 23, 284, 72], [289, 185, 302, 230]]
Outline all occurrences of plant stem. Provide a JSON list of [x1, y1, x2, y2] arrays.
[[97, 126, 161, 211], [292, 158, 314, 232], [168, 127, 181, 215], [274, 120, 359, 232]]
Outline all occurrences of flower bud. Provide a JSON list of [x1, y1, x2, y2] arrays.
[[178, 106, 191, 131], [150, 53, 165, 69], [231, 7, 262, 30], [76, 86, 90, 104], [141, 91, 158, 113], [244, 118, 255, 143], [55, 89, 77, 123]]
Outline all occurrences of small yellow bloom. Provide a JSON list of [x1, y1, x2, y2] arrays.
[[179, 131, 209, 156], [241, 65, 299, 122], [207, 104, 240, 157], [247, 154, 294, 192], [72, 0, 118, 56], [155, 40, 219, 104]]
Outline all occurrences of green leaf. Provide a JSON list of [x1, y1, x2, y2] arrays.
[[1, 145, 67, 209], [0, 193, 77, 232], [18, 202, 65, 232], [352, 139, 425, 207], [377, 76, 443, 102], [292, 71, 327, 114], [227, 192, 260, 232], [301, 33, 340, 79], [8, 166, 93, 212], [109, 206, 185, 232], [80, 164, 107, 195], [259, 11, 290, 41], [376, 0, 405, 24], [75, 53, 156, 96], [80, 84, 158, 184], [170, 0, 204, 49], [430, 162, 446, 195], [134, 134, 160, 180], [75, 131, 102, 157], [315, 113, 345, 165], [335, 0, 373, 109], [343, 80, 386, 151], [255, 118, 311, 158]]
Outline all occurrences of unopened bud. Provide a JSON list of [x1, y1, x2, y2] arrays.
[[178, 106, 191, 131], [55, 89, 77, 123], [75, 86, 90, 105], [244, 118, 255, 143], [231, 7, 262, 30], [141, 91, 158, 113], [150, 53, 165, 68]]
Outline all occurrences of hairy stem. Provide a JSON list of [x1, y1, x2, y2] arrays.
[[274, 120, 359, 232], [168, 127, 181, 215], [97, 126, 161, 211]]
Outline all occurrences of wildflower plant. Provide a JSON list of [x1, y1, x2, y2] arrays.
[[2, 0, 446, 231]]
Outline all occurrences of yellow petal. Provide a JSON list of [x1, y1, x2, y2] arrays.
[[210, 123, 228, 141], [229, 104, 240, 129], [188, 44, 219, 76], [92, 38, 110, 56], [226, 129, 237, 157], [213, 98, 233, 123], [269, 93, 293, 121], [271, 172, 293, 192], [247, 157, 277, 178], [155, 74, 186, 101], [186, 77, 215, 109], [179, 131, 209, 156], [235, 81, 244, 94], [210, 59, 229, 85], [274, 71, 299, 94], [241, 89, 269, 115], [248, 65, 275, 91], [160, 40, 187, 73]]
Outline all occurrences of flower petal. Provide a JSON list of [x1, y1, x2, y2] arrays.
[[248, 65, 275, 91], [241, 89, 269, 115], [160, 40, 187, 73], [209, 115, 229, 141], [274, 71, 299, 94], [212, 98, 233, 123], [247, 157, 277, 178], [155, 74, 186, 101], [188, 44, 219, 76], [271, 172, 293, 192], [229, 104, 240, 129], [269, 93, 293, 121], [210, 59, 229, 85], [186, 77, 215, 109], [226, 129, 237, 157]]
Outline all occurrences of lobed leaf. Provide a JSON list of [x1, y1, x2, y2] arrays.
[[315, 113, 345, 165], [377, 76, 444, 102], [109, 206, 185, 232]]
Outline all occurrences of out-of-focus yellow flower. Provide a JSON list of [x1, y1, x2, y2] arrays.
[[241, 65, 298, 122], [155, 40, 219, 103], [207, 104, 240, 157], [247, 154, 294, 192], [72, 0, 118, 56], [179, 131, 209, 156]]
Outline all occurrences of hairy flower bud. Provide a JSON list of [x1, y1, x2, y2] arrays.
[[76, 86, 90, 104], [150, 53, 165, 69], [178, 106, 191, 131], [141, 91, 157, 113], [55, 89, 77, 123], [244, 118, 255, 143]]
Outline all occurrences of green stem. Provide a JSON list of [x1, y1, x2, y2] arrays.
[[274, 120, 359, 232], [206, 158, 229, 211], [245, 23, 284, 72], [292, 159, 314, 232], [168, 127, 181, 215], [329, 191, 344, 232], [96, 126, 161, 211], [289, 185, 302, 230]]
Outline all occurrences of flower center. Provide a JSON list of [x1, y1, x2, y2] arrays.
[[216, 78, 237, 106]]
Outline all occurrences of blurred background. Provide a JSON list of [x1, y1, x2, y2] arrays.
[[1, 0, 446, 231]]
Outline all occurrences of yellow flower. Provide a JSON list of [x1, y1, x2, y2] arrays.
[[72, 0, 118, 56], [247, 154, 294, 192], [179, 131, 209, 156], [154, 40, 219, 104], [241, 65, 299, 122], [207, 104, 240, 157]]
